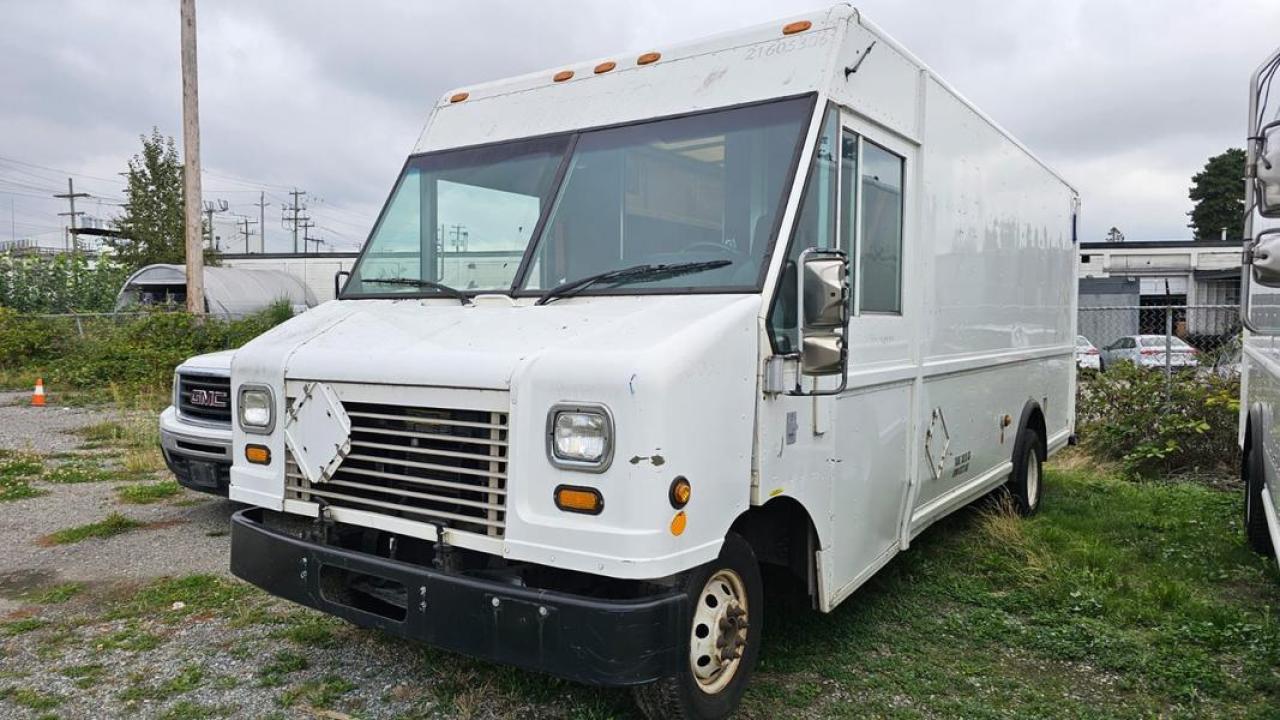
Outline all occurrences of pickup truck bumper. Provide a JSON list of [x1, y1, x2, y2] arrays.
[[159, 406, 232, 496], [230, 508, 687, 686]]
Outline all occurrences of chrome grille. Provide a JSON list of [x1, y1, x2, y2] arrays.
[[177, 373, 232, 424], [286, 400, 508, 537]]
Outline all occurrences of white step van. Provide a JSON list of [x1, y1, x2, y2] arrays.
[[1239, 46, 1280, 570], [228, 6, 1079, 717]]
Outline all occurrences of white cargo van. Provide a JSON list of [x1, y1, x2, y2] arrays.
[[1238, 46, 1280, 569], [228, 6, 1079, 717]]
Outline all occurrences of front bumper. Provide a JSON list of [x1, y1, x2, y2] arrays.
[[159, 406, 232, 495], [230, 508, 687, 686]]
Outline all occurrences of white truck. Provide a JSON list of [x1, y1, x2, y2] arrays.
[[1239, 46, 1280, 569], [160, 351, 234, 495], [227, 6, 1079, 717]]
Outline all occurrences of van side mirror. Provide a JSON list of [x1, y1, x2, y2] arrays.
[[794, 248, 849, 391], [1248, 228, 1280, 287], [1256, 121, 1280, 218], [334, 270, 352, 298]]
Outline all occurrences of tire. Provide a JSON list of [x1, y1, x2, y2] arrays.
[[1244, 434, 1275, 557], [1007, 428, 1044, 517], [633, 533, 763, 720]]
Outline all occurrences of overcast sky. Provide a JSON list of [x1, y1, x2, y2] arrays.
[[1, 0, 1277, 252]]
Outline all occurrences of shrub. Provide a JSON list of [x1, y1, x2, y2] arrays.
[[0, 301, 294, 396], [1077, 362, 1239, 478], [0, 251, 129, 313]]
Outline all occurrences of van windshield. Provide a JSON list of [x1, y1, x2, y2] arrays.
[[342, 96, 812, 298]]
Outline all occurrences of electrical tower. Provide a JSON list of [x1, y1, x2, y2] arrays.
[[202, 199, 229, 250], [237, 215, 258, 254], [54, 178, 89, 253], [281, 188, 308, 253]]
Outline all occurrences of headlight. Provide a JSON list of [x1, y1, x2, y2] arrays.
[[238, 385, 275, 433], [547, 404, 613, 471]]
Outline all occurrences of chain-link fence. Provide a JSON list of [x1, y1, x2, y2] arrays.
[[1077, 304, 1242, 380]]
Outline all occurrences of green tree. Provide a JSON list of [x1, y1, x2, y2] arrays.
[[109, 129, 197, 269], [1187, 148, 1246, 241]]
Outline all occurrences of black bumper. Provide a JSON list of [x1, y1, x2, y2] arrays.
[[163, 449, 230, 496], [230, 508, 687, 686]]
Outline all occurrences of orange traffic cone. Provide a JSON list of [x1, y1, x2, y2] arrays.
[[31, 378, 46, 407]]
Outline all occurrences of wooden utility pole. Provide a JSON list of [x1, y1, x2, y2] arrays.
[[180, 0, 205, 315]]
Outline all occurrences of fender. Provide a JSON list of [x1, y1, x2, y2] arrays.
[[1014, 398, 1047, 457]]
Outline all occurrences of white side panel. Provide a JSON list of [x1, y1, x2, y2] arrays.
[[822, 381, 911, 608], [911, 354, 1072, 532], [919, 76, 1075, 360]]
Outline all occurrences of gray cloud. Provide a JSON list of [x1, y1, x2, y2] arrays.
[[1, 0, 1277, 250]]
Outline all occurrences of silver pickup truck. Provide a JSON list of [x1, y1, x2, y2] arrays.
[[159, 350, 233, 495]]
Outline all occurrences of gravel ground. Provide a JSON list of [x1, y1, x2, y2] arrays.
[[0, 394, 235, 616], [0, 392, 120, 454], [0, 396, 628, 719]]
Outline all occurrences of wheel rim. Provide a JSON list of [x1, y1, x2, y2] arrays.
[[1025, 446, 1040, 507], [689, 568, 749, 695]]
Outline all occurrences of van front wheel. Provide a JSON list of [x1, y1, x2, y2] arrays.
[[633, 532, 762, 720]]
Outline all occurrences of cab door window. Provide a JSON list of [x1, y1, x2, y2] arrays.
[[768, 105, 838, 353]]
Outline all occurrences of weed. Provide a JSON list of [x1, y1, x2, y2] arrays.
[[277, 675, 355, 709], [271, 612, 340, 647], [111, 574, 253, 621], [98, 623, 163, 652], [117, 480, 181, 504], [1, 618, 47, 635], [44, 512, 143, 545], [61, 663, 104, 690], [0, 685, 61, 710], [43, 463, 121, 484], [159, 700, 226, 720], [25, 582, 84, 604], [0, 452, 45, 502], [258, 650, 309, 687]]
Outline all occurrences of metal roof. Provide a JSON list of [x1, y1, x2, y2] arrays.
[[115, 264, 318, 319]]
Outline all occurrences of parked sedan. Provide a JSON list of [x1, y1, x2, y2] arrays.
[[1100, 335, 1199, 371], [1075, 335, 1100, 370]]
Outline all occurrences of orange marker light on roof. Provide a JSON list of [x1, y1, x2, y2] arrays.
[[637, 52, 661, 66], [594, 61, 616, 74], [449, 92, 469, 103], [553, 70, 574, 82], [782, 20, 812, 35]]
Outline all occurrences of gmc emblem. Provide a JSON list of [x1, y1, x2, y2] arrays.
[[190, 389, 229, 409]]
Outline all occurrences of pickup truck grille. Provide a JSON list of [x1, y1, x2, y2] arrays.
[[177, 373, 232, 424], [286, 400, 508, 537]]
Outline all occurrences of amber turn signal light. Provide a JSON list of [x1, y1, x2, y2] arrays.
[[555, 485, 603, 515], [553, 70, 574, 82], [669, 476, 691, 509], [245, 444, 271, 465], [670, 511, 687, 536], [637, 52, 661, 65], [594, 61, 616, 74], [782, 20, 812, 35], [449, 92, 469, 103]]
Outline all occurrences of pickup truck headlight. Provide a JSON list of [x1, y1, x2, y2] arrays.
[[238, 385, 275, 433], [547, 404, 613, 472]]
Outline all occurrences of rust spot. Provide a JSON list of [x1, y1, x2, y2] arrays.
[[629, 454, 666, 466]]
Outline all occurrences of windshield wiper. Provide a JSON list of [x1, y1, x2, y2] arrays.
[[534, 260, 732, 306], [362, 277, 472, 305]]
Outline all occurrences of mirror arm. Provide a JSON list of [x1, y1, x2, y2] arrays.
[[334, 270, 352, 299]]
